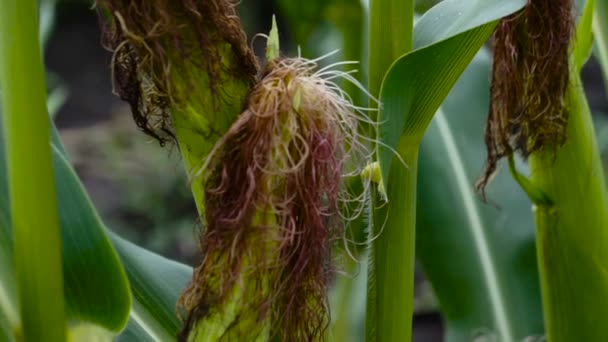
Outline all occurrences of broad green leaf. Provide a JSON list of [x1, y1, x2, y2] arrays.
[[0, 310, 14, 342], [412, 0, 525, 50], [1, 112, 194, 339], [367, 1, 525, 341], [416, 51, 543, 341], [0, 111, 131, 334], [110, 233, 192, 341], [576, 0, 595, 71], [376, 0, 526, 186], [47, 123, 193, 340], [274, 1, 327, 44], [51, 146, 132, 331], [0, 108, 17, 341]]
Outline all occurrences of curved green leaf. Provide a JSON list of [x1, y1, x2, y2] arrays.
[[0, 114, 132, 334], [367, 1, 525, 341], [416, 51, 543, 341], [594, 0, 608, 88], [0, 109, 17, 338], [110, 233, 192, 341], [376, 0, 526, 186], [576, 0, 595, 71], [412, 0, 525, 50], [0, 310, 14, 342], [2, 114, 195, 340], [51, 146, 132, 331], [48, 124, 193, 341]]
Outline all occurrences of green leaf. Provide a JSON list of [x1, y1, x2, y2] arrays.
[[575, 0, 595, 71], [0, 108, 17, 339], [0, 1, 66, 339], [47, 123, 192, 340], [524, 1, 608, 339], [110, 233, 192, 341], [594, 0, 608, 89], [55, 123, 193, 340], [412, 0, 525, 50], [116, 319, 155, 342], [416, 50, 543, 342], [51, 146, 132, 331], [39, 0, 58, 50], [366, 2, 525, 341], [0, 113, 132, 334], [376, 0, 526, 186], [0, 310, 14, 342], [1, 111, 195, 340]]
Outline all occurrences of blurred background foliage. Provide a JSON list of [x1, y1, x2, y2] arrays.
[[40, 0, 607, 340]]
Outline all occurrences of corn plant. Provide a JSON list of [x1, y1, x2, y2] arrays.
[[1, 0, 608, 341]]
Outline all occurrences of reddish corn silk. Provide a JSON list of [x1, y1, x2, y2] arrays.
[[178, 57, 373, 341]]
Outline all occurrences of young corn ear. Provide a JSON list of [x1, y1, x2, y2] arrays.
[[477, 0, 574, 194], [97, 2, 372, 339], [178, 52, 372, 341]]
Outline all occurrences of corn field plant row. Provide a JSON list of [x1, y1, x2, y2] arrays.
[[1, 0, 608, 341]]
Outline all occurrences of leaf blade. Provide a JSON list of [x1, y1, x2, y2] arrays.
[[376, 0, 526, 186]]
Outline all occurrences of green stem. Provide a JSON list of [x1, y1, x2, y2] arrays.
[[366, 0, 415, 341], [0, 0, 66, 341], [530, 72, 608, 341], [367, 141, 418, 342], [368, 0, 414, 96]]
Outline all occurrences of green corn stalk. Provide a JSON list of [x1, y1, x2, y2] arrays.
[[366, 1, 415, 341], [514, 1, 608, 340], [366, 1, 527, 340], [0, 0, 66, 341]]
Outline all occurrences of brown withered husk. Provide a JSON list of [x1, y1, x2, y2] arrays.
[[177, 57, 368, 341], [477, 0, 574, 196], [96, 0, 258, 145]]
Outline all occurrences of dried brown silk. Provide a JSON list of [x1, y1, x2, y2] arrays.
[[477, 0, 574, 196], [178, 57, 363, 341], [97, 0, 258, 145]]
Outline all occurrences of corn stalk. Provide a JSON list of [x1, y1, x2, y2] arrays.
[[0, 0, 65, 340]]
